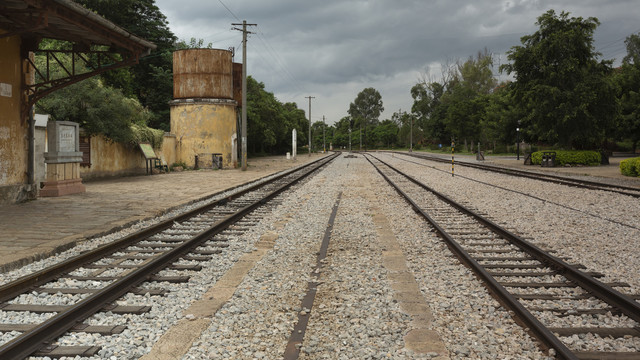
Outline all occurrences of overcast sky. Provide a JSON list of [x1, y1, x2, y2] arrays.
[[154, 0, 640, 125]]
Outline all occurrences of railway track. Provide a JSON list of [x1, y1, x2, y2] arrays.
[[392, 151, 640, 198], [365, 153, 640, 360], [0, 152, 338, 360]]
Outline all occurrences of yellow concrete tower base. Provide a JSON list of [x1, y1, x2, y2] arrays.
[[170, 98, 237, 169]]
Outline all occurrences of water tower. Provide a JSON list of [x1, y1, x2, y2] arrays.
[[170, 49, 237, 168]]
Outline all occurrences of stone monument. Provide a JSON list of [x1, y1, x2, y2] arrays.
[[40, 121, 86, 197]]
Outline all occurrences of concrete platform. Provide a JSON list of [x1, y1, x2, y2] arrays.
[[0, 154, 325, 273]]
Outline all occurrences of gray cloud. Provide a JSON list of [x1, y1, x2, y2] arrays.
[[156, 0, 640, 124]]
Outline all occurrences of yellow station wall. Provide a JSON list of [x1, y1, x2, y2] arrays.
[[79, 133, 177, 180], [0, 31, 29, 204], [170, 102, 237, 168]]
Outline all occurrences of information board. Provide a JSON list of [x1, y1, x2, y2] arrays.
[[139, 143, 157, 159]]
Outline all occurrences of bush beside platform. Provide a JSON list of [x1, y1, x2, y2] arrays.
[[530, 150, 601, 166], [620, 157, 640, 177]]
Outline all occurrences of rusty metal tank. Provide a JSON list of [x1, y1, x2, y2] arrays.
[[173, 49, 233, 99]]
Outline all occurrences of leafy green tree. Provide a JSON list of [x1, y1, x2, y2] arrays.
[[34, 39, 162, 146], [369, 119, 400, 148], [442, 50, 496, 151], [348, 88, 384, 149], [411, 81, 447, 143], [311, 121, 330, 151], [394, 111, 419, 148], [614, 33, 640, 152], [501, 10, 617, 149], [246, 76, 308, 155], [623, 33, 640, 65], [331, 116, 353, 149], [76, 0, 177, 131], [36, 77, 162, 147], [480, 84, 520, 150]]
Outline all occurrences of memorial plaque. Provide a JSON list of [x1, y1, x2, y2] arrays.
[[44, 121, 82, 163], [59, 125, 76, 152]]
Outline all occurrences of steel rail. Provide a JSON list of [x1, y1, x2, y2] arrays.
[[368, 153, 640, 321], [0, 154, 333, 303], [366, 153, 640, 359], [0, 153, 338, 360], [392, 151, 640, 198]]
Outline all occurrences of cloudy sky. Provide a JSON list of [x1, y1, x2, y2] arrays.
[[154, 0, 640, 125]]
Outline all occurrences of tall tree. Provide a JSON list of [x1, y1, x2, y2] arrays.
[[501, 10, 617, 149], [76, 0, 177, 131], [246, 76, 308, 155], [615, 33, 640, 152], [411, 81, 447, 143], [348, 87, 384, 150], [442, 50, 496, 151]]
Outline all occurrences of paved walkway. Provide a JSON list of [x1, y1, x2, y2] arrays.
[[0, 154, 325, 273]]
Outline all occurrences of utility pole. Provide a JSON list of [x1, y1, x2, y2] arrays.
[[305, 96, 315, 156], [322, 115, 326, 153], [232, 20, 256, 171]]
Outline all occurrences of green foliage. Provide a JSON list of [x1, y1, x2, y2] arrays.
[[36, 75, 159, 147], [501, 10, 617, 149], [372, 119, 400, 148], [348, 88, 384, 148], [614, 33, 640, 153], [130, 123, 164, 148], [246, 77, 307, 155], [619, 157, 640, 177], [530, 150, 601, 166], [411, 81, 446, 142], [175, 38, 213, 49], [75, 0, 177, 131]]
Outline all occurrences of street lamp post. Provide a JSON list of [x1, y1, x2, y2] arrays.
[[516, 127, 520, 161]]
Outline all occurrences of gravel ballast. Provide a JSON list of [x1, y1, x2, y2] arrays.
[[0, 153, 637, 359]]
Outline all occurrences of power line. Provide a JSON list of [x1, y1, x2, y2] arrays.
[[597, 27, 640, 52], [254, 26, 306, 96], [217, 0, 240, 22]]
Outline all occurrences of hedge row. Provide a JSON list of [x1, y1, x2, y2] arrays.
[[530, 150, 601, 166], [620, 157, 640, 177]]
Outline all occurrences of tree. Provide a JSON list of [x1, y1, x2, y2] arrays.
[[331, 116, 353, 149], [442, 50, 496, 151], [614, 33, 640, 152], [348, 88, 384, 150], [623, 33, 640, 65], [501, 10, 617, 149], [245, 76, 308, 155], [411, 81, 447, 143], [34, 39, 162, 146], [36, 76, 162, 147], [76, 0, 177, 131]]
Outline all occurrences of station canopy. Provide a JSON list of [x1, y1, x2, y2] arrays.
[[0, 0, 157, 117]]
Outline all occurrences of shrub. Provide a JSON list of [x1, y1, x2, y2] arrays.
[[530, 150, 601, 166], [620, 157, 640, 177]]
